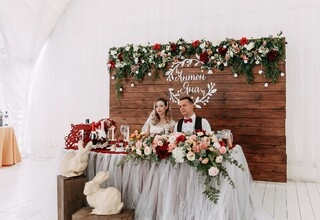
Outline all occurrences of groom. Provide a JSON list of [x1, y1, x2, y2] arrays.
[[173, 96, 212, 133]]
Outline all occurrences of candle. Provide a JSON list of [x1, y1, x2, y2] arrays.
[[126, 127, 129, 141], [111, 126, 115, 140], [101, 120, 104, 131], [91, 122, 95, 131]]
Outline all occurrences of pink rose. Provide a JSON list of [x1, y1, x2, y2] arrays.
[[168, 143, 176, 153], [208, 167, 219, 177], [190, 135, 197, 141], [135, 140, 142, 149], [200, 142, 208, 150], [202, 158, 209, 164], [192, 144, 201, 153], [219, 146, 227, 154]]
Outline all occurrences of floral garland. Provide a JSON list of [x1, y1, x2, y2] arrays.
[[107, 32, 286, 98], [118, 130, 244, 204]]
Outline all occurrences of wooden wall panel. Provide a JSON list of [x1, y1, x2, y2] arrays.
[[109, 64, 286, 182]]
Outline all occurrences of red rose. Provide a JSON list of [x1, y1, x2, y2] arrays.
[[192, 40, 200, 48], [108, 60, 115, 69], [176, 135, 186, 144], [156, 142, 171, 159], [218, 46, 227, 56], [153, 43, 161, 51], [170, 43, 177, 52], [199, 52, 209, 63], [117, 53, 123, 61], [267, 50, 278, 61], [219, 140, 226, 147], [239, 37, 248, 45]]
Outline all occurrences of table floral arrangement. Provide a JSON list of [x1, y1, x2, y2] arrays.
[[118, 129, 244, 204]]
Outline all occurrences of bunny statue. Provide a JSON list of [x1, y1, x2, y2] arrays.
[[83, 171, 124, 215], [61, 140, 93, 178]]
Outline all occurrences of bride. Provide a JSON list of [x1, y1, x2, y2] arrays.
[[142, 97, 175, 135]]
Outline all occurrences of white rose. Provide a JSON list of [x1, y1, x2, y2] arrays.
[[110, 50, 117, 56], [215, 155, 223, 163], [136, 148, 142, 156], [245, 42, 255, 51], [197, 131, 204, 136], [186, 151, 195, 161], [144, 146, 152, 155]]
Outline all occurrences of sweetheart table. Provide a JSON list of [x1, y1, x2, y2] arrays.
[[0, 127, 21, 167], [86, 145, 272, 220]]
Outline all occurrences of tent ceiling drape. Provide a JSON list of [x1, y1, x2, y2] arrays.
[[0, 0, 319, 182]]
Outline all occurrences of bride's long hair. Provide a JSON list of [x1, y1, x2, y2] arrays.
[[151, 98, 172, 125]]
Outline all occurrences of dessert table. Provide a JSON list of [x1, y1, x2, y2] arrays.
[[0, 127, 22, 167], [86, 145, 272, 220]]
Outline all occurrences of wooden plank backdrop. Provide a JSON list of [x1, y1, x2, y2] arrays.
[[109, 63, 286, 182]]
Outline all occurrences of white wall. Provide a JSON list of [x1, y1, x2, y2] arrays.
[[1, 0, 319, 181]]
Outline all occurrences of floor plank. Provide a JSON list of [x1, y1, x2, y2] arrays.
[[286, 181, 301, 220], [306, 182, 320, 219], [1, 157, 320, 220], [273, 182, 287, 220], [296, 182, 315, 220]]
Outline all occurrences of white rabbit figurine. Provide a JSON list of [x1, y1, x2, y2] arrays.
[[83, 171, 124, 215], [61, 140, 93, 178]]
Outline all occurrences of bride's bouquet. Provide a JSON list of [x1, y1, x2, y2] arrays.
[[118, 129, 244, 204]]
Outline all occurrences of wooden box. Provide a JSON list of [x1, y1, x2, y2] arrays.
[[57, 175, 87, 220], [72, 207, 135, 220]]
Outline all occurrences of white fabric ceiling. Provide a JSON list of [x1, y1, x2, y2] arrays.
[[0, 0, 70, 59], [0, 0, 319, 182]]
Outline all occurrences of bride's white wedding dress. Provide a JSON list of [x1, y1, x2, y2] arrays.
[[141, 110, 175, 134], [144, 118, 175, 134]]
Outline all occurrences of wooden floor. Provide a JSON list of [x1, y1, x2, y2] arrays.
[[0, 157, 320, 220]]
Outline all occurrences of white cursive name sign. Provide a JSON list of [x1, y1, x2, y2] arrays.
[[166, 59, 217, 108]]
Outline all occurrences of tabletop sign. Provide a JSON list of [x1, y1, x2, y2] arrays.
[[165, 59, 217, 108]]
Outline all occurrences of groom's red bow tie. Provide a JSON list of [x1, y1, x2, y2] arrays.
[[184, 118, 192, 123]]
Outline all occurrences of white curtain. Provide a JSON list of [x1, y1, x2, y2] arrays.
[[0, 0, 319, 181]]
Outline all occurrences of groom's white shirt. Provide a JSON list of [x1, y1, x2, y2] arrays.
[[173, 113, 212, 133]]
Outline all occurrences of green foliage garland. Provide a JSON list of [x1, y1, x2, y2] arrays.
[[107, 32, 286, 98]]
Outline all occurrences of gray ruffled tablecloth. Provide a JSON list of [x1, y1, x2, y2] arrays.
[[86, 145, 273, 220]]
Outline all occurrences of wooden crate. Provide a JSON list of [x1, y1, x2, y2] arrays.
[[72, 207, 135, 220], [57, 175, 87, 220]]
